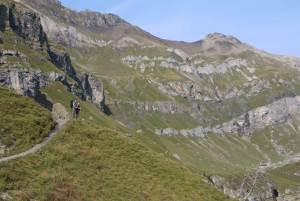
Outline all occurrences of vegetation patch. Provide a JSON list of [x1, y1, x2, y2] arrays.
[[0, 86, 56, 157], [0, 120, 233, 201]]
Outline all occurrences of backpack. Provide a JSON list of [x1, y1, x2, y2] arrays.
[[70, 100, 73, 108]]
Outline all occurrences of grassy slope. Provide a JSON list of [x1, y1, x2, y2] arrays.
[[0, 121, 233, 200], [267, 162, 300, 195], [65, 43, 300, 188], [0, 86, 56, 157], [0, 28, 234, 199], [41, 81, 300, 195]]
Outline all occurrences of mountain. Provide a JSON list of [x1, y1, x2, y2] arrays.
[[1, 0, 300, 200]]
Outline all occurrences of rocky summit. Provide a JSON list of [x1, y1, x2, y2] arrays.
[[1, 0, 300, 200]]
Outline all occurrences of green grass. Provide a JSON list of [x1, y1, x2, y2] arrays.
[[0, 86, 56, 157], [0, 120, 234, 201], [130, 77, 170, 101], [158, 133, 266, 176], [267, 162, 300, 191], [250, 117, 300, 163], [40, 81, 170, 154], [47, 39, 64, 51]]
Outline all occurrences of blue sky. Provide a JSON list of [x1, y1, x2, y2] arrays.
[[59, 0, 300, 57]]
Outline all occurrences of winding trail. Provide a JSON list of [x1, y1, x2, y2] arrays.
[[0, 119, 68, 163]]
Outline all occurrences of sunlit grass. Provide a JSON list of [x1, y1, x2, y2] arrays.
[[0, 86, 56, 157], [0, 120, 234, 200]]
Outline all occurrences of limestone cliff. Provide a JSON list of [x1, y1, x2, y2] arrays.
[[0, 0, 106, 111]]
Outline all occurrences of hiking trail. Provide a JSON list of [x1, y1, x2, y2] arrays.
[[0, 118, 68, 163]]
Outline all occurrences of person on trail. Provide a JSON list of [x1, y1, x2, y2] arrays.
[[75, 102, 81, 119], [72, 99, 77, 118]]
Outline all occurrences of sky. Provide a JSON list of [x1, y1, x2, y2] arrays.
[[59, 0, 300, 57]]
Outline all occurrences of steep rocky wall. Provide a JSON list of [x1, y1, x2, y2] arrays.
[[79, 74, 105, 112], [46, 46, 77, 79], [17, 0, 126, 48], [157, 96, 300, 137], [0, 66, 66, 98], [2, 0, 47, 51], [0, 1, 106, 112], [41, 15, 105, 48], [21, 0, 125, 29], [167, 79, 271, 101]]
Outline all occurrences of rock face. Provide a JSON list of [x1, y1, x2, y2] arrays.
[[52, 103, 69, 120], [0, 0, 105, 112], [0, 67, 40, 97], [23, 0, 125, 28], [199, 33, 245, 55], [157, 96, 300, 137], [129, 101, 188, 114], [17, 0, 127, 48], [47, 46, 77, 80], [3, 0, 47, 51], [218, 96, 300, 136], [80, 74, 105, 111], [40, 16, 100, 48], [0, 66, 66, 98]]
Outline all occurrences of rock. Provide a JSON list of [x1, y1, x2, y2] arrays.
[[155, 128, 179, 135], [0, 67, 68, 99], [173, 153, 181, 160], [147, 78, 178, 96], [41, 15, 106, 48], [79, 74, 105, 112], [156, 96, 300, 137], [140, 63, 146, 72], [197, 58, 248, 75], [174, 49, 189, 61], [2, 1, 47, 51], [198, 32, 247, 55], [115, 37, 142, 48], [130, 101, 187, 114], [0, 67, 39, 97], [47, 46, 77, 80], [52, 103, 69, 120], [1, 192, 12, 201]]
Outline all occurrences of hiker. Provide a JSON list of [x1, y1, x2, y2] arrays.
[[71, 99, 77, 118], [75, 102, 81, 119]]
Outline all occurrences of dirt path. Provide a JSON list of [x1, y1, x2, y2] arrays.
[[0, 119, 68, 163]]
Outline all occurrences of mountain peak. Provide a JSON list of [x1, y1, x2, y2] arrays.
[[204, 32, 241, 44]]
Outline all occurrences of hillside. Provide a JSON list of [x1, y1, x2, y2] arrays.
[[0, 87, 232, 201], [0, 86, 56, 157], [1, 0, 300, 200]]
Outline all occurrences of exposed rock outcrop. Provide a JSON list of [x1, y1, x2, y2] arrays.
[[0, 66, 66, 98], [0, 1, 106, 112], [129, 101, 187, 114], [3, 0, 47, 51], [79, 74, 105, 112], [156, 96, 300, 137], [46, 46, 77, 80], [40, 15, 107, 48], [17, 0, 126, 48]]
